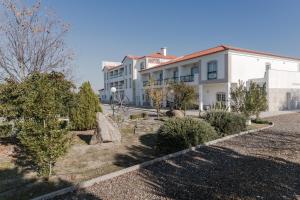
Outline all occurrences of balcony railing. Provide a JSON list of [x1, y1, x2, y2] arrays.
[[143, 79, 163, 87], [143, 75, 195, 87], [110, 73, 124, 79], [180, 75, 194, 82], [164, 77, 179, 84]]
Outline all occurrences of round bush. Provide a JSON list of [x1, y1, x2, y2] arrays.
[[205, 111, 246, 136], [156, 118, 218, 154]]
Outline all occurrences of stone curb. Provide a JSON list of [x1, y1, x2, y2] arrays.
[[32, 122, 274, 200]]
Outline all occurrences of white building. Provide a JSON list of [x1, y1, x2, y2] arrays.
[[102, 45, 300, 111], [101, 48, 176, 105]]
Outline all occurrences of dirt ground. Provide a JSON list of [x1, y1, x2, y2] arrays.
[[0, 118, 163, 200], [58, 113, 300, 200]]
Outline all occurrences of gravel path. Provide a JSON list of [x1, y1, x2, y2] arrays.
[[56, 113, 300, 200]]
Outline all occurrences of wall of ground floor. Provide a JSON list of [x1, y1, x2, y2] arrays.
[[268, 88, 300, 111]]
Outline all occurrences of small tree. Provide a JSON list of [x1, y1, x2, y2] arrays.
[[171, 82, 196, 115], [15, 72, 74, 177], [146, 78, 164, 119], [230, 80, 246, 113], [245, 82, 268, 119], [230, 80, 268, 120], [70, 82, 102, 130]]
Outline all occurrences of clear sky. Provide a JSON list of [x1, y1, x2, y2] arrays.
[[41, 0, 300, 91]]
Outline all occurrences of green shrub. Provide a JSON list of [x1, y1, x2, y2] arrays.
[[205, 111, 246, 136], [69, 82, 102, 131], [251, 118, 271, 125], [0, 124, 12, 138], [156, 118, 218, 154], [130, 112, 148, 120]]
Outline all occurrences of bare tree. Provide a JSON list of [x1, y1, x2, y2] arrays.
[[146, 78, 165, 119], [0, 0, 72, 82]]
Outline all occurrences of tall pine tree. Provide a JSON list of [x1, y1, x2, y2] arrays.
[[70, 82, 102, 130]]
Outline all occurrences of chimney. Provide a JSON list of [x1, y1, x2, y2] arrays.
[[161, 47, 167, 56]]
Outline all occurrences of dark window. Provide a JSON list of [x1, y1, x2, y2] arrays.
[[216, 92, 226, 102], [173, 70, 178, 78], [140, 62, 145, 70], [207, 61, 217, 80], [191, 66, 199, 76]]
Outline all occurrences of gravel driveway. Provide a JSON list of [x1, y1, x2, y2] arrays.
[[56, 113, 300, 200]]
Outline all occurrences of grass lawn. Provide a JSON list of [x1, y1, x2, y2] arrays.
[[0, 116, 270, 200]]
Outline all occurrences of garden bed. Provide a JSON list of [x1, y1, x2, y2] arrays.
[[0, 116, 269, 200]]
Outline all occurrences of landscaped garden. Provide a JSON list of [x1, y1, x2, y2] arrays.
[[0, 71, 270, 200], [0, 1, 272, 199]]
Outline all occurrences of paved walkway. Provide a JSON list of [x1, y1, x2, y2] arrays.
[[57, 113, 300, 200], [102, 103, 300, 118]]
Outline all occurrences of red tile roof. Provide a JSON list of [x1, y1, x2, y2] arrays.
[[140, 45, 300, 72], [140, 52, 177, 60], [103, 64, 122, 71]]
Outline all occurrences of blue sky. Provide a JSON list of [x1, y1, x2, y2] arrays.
[[40, 0, 300, 91]]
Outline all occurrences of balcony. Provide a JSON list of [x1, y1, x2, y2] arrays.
[[180, 75, 194, 83], [110, 73, 124, 79], [143, 79, 163, 87], [143, 75, 196, 87], [164, 77, 179, 84]]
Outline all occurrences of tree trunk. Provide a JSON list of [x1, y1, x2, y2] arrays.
[[49, 162, 52, 177]]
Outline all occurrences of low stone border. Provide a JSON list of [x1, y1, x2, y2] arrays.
[[32, 122, 274, 200]]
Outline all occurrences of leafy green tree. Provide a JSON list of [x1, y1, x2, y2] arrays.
[[171, 82, 196, 115], [146, 78, 164, 119], [0, 72, 74, 176], [18, 118, 69, 176], [70, 82, 102, 130], [245, 82, 268, 119], [230, 80, 268, 120], [230, 80, 246, 113]]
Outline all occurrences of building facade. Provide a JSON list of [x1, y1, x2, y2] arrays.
[[101, 45, 300, 111]]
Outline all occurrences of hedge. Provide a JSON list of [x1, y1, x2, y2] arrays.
[[156, 118, 218, 154], [204, 111, 247, 136]]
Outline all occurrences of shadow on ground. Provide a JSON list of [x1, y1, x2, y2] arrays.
[[138, 145, 300, 200], [113, 133, 160, 167], [0, 137, 101, 200], [77, 134, 93, 144]]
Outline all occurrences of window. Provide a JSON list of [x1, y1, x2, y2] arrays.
[[125, 79, 127, 89], [129, 78, 132, 88], [125, 66, 127, 75], [140, 62, 145, 70], [191, 66, 199, 76], [173, 70, 178, 78], [159, 72, 163, 80], [129, 64, 132, 74], [207, 61, 217, 80], [216, 92, 226, 102]]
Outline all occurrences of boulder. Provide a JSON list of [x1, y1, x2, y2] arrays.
[[96, 112, 121, 143], [166, 110, 184, 118], [89, 130, 102, 145]]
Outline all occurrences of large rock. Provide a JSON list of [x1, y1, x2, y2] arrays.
[[89, 130, 102, 145], [166, 110, 184, 118], [96, 112, 121, 143]]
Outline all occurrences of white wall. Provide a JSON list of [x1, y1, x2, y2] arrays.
[[268, 69, 300, 89], [201, 52, 226, 81], [230, 51, 300, 83], [202, 83, 227, 106]]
